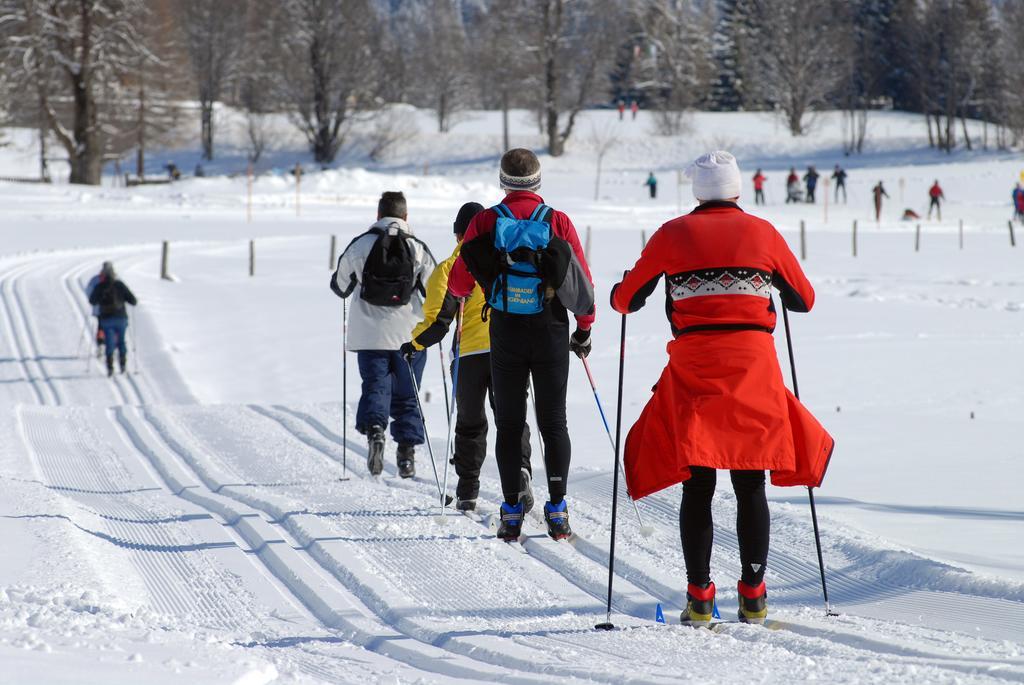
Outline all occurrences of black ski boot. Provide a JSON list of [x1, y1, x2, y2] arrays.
[[366, 425, 385, 476], [119, 353, 127, 375], [396, 443, 415, 479], [680, 582, 716, 627], [737, 581, 768, 624], [455, 477, 477, 512], [105, 355, 114, 378], [496, 502, 524, 541], [519, 468, 535, 514], [543, 500, 572, 540]]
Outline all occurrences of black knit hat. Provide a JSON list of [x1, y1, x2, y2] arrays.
[[454, 202, 484, 235]]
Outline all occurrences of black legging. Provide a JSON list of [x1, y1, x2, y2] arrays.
[[680, 467, 769, 587], [489, 308, 571, 505]]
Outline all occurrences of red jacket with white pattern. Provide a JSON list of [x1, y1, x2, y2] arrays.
[[610, 202, 814, 332]]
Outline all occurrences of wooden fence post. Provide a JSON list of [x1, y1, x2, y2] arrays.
[[641, 229, 648, 249], [160, 241, 170, 280], [800, 220, 806, 260], [959, 219, 964, 250], [915, 224, 921, 252], [1010, 220, 1017, 248], [329, 234, 337, 270], [852, 220, 857, 257], [584, 225, 592, 262], [295, 162, 302, 217], [249, 240, 255, 277]]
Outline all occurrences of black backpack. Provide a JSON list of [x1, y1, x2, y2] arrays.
[[98, 281, 125, 317], [360, 226, 416, 307]]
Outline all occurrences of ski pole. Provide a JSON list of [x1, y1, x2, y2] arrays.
[[781, 303, 838, 618], [440, 346, 451, 431], [596, 307, 627, 631], [580, 356, 653, 537], [437, 300, 464, 523], [407, 354, 444, 501], [129, 308, 139, 374], [342, 297, 348, 477]]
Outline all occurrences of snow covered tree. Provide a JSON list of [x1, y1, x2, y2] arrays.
[[408, 0, 473, 133], [710, 0, 755, 110], [0, 0, 150, 184], [997, 1, 1024, 146], [741, 0, 844, 135], [634, 0, 716, 135], [269, 0, 381, 164], [180, 0, 249, 161]]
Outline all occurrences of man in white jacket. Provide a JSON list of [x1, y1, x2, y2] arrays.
[[331, 192, 436, 477]]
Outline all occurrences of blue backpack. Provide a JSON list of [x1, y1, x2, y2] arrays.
[[488, 203, 552, 315]]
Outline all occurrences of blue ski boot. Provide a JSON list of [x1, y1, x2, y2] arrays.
[[543, 500, 572, 540], [496, 501, 524, 542]]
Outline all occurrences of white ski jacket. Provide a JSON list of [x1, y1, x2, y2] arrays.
[[332, 217, 436, 351]]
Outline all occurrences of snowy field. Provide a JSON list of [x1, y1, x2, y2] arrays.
[[1, 108, 1022, 683]]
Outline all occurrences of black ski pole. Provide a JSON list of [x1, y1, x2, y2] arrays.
[[596, 306, 628, 631], [781, 303, 838, 617], [342, 297, 348, 478], [407, 355, 445, 501]]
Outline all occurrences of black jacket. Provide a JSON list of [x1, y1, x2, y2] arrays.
[[88, 279, 137, 319]]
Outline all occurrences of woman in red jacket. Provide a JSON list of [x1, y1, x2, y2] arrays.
[[611, 151, 833, 626]]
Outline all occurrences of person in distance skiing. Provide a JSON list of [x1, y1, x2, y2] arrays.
[[1013, 183, 1024, 223], [872, 180, 889, 222], [331, 191, 436, 479], [448, 148, 596, 542], [645, 171, 658, 199], [803, 165, 820, 203], [785, 167, 801, 203], [927, 180, 945, 221], [611, 151, 834, 626], [831, 164, 847, 204], [752, 169, 766, 205], [85, 263, 109, 357], [401, 202, 532, 512], [87, 262, 137, 377]]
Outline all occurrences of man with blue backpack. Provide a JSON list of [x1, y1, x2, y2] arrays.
[[448, 148, 596, 542]]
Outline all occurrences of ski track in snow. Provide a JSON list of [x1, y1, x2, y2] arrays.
[[1, 247, 1023, 683]]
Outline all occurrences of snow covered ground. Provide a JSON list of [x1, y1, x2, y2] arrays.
[[1, 108, 1023, 683]]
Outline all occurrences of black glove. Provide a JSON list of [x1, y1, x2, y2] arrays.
[[399, 342, 419, 360], [569, 327, 591, 359]]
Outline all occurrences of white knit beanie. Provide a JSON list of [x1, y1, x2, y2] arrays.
[[687, 151, 741, 201]]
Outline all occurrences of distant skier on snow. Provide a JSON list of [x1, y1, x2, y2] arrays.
[[87, 262, 137, 377], [1014, 183, 1024, 223], [785, 168, 802, 203], [803, 166, 820, 203], [331, 191, 436, 479], [872, 181, 889, 222], [752, 169, 766, 205], [447, 148, 596, 542], [928, 180, 945, 221], [610, 151, 834, 627], [401, 202, 532, 512], [831, 164, 847, 203], [645, 171, 658, 199]]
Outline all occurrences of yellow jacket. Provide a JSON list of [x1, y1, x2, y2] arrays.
[[410, 242, 489, 356]]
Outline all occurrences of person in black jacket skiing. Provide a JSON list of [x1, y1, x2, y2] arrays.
[[87, 262, 138, 377]]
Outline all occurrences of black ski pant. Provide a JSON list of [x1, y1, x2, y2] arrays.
[[680, 467, 769, 588], [489, 309, 571, 505], [834, 181, 846, 203], [754, 189, 765, 205], [452, 352, 531, 501]]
